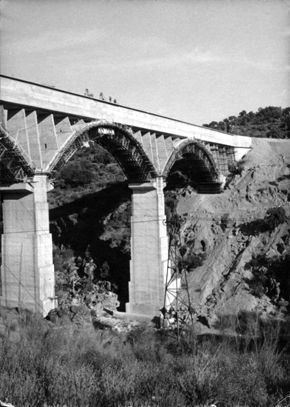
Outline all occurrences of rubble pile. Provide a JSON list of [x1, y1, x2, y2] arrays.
[[50, 257, 142, 332]]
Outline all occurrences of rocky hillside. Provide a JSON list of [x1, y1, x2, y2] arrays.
[[174, 138, 290, 325]]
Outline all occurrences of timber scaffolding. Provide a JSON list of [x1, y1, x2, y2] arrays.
[[196, 142, 236, 193], [0, 124, 35, 185], [48, 122, 158, 183], [164, 140, 235, 194]]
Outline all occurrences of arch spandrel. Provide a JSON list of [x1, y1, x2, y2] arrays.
[[0, 124, 35, 185], [47, 122, 158, 183]]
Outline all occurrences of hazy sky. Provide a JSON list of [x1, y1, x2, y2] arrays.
[[1, 0, 289, 125]]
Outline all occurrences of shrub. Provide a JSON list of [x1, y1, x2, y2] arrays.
[[0, 311, 289, 406], [245, 253, 290, 306], [264, 207, 288, 230], [228, 161, 244, 176]]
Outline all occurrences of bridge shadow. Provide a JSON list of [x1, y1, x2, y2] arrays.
[[49, 181, 131, 225], [49, 181, 131, 310]]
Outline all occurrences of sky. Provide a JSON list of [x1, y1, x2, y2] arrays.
[[0, 0, 289, 125]]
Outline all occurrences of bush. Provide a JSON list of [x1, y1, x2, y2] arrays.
[[245, 253, 290, 306], [228, 161, 244, 176], [240, 206, 288, 237], [0, 311, 289, 406], [264, 207, 288, 230]]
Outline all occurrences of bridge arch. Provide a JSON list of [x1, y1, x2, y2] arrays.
[[163, 139, 219, 180], [162, 139, 220, 192], [47, 121, 158, 183]]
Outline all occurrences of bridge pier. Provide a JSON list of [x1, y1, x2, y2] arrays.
[[126, 177, 168, 316], [0, 175, 57, 315]]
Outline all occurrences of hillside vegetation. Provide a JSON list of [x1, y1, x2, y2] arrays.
[[49, 144, 126, 208], [203, 106, 290, 138], [1, 307, 290, 406]]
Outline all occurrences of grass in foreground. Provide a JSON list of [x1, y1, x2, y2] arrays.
[[0, 310, 289, 407]]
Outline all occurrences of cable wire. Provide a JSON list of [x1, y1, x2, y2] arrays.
[[1, 259, 47, 315]]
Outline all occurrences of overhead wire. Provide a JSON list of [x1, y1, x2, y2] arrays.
[[100, 211, 270, 228], [0, 186, 56, 313], [1, 259, 47, 315], [0, 181, 167, 312], [1, 180, 273, 314], [1, 169, 288, 313], [0, 186, 74, 333]]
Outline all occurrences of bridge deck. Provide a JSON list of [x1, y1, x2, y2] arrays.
[[0, 75, 252, 149]]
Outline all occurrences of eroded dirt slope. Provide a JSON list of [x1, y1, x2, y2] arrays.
[[175, 138, 290, 324]]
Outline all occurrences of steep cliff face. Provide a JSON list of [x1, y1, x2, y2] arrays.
[[175, 138, 290, 324]]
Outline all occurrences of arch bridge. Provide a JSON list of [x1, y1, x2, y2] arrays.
[[0, 75, 252, 316]]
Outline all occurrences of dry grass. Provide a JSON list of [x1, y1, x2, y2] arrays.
[[0, 309, 289, 407]]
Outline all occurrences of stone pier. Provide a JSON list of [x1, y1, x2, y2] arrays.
[[0, 175, 57, 315], [126, 177, 168, 316]]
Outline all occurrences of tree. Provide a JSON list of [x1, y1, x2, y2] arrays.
[[59, 161, 94, 187], [99, 261, 110, 279], [203, 106, 290, 139]]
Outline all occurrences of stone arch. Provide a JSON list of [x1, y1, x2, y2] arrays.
[[47, 121, 158, 182], [162, 139, 220, 191]]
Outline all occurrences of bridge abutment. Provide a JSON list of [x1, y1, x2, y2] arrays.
[[0, 175, 57, 315], [126, 177, 168, 316]]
